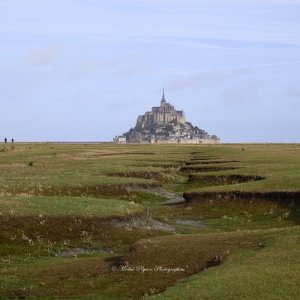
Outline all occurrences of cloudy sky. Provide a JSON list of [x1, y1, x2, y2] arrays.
[[1, 0, 299, 142]]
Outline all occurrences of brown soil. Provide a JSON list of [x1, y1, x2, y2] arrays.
[[0, 213, 172, 257], [130, 163, 182, 169], [82, 152, 156, 157], [190, 157, 218, 160], [189, 155, 218, 160], [111, 233, 261, 299], [185, 160, 239, 165], [21, 232, 261, 299], [158, 164, 182, 169], [180, 166, 240, 172], [6, 182, 161, 198], [187, 174, 266, 184], [183, 190, 300, 223], [106, 171, 180, 183]]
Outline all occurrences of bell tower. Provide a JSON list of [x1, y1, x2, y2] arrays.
[[161, 88, 166, 107]]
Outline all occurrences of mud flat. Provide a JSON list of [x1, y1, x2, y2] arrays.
[[108, 214, 176, 233], [187, 174, 266, 185], [183, 190, 300, 208], [106, 171, 179, 183], [180, 166, 240, 173], [185, 160, 239, 165]]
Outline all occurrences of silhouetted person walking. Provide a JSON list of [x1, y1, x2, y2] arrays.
[[11, 138, 14, 143], [4, 138, 7, 144]]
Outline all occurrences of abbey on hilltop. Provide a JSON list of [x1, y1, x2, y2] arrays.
[[136, 89, 185, 128], [114, 90, 220, 144]]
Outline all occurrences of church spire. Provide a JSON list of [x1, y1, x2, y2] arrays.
[[161, 88, 166, 103]]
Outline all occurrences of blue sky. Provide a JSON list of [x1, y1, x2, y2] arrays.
[[1, 0, 299, 142]]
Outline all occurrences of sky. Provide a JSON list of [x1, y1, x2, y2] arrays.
[[1, 0, 300, 143]]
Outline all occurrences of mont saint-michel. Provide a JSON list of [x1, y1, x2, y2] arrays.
[[114, 90, 220, 144]]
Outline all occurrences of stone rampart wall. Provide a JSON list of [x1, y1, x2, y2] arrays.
[[156, 140, 179, 144], [178, 139, 199, 144], [200, 139, 220, 144], [179, 139, 220, 144]]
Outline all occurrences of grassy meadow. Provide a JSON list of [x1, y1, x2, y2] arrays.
[[1, 142, 300, 299]]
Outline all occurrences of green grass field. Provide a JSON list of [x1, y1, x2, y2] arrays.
[[1, 142, 300, 299]]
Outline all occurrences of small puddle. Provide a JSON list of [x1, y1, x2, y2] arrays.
[[175, 219, 205, 227]]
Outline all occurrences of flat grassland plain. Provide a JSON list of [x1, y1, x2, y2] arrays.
[[1, 143, 300, 299]]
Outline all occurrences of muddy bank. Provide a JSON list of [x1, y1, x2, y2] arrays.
[[185, 160, 239, 165], [132, 158, 185, 163], [190, 155, 218, 161], [190, 157, 218, 161], [109, 233, 262, 299], [130, 164, 182, 169], [153, 164, 182, 169], [69, 152, 157, 159], [96, 152, 156, 156], [183, 191, 300, 209], [0, 212, 174, 258], [180, 166, 240, 173], [106, 171, 179, 183], [187, 174, 266, 185], [6, 182, 162, 198], [109, 214, 176, 232]]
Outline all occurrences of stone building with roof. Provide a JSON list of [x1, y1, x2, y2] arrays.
[[114, 89, 220, 144], [136, 90, 185, 128]]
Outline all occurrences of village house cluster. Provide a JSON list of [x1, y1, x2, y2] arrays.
[[113, 91, 220, 144]]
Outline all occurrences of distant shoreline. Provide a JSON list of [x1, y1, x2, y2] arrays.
[[1, 142, 299, 145]]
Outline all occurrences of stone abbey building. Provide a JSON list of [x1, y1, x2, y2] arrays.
[[114, 90, 220, 144], [136, 90, 185, 127]]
